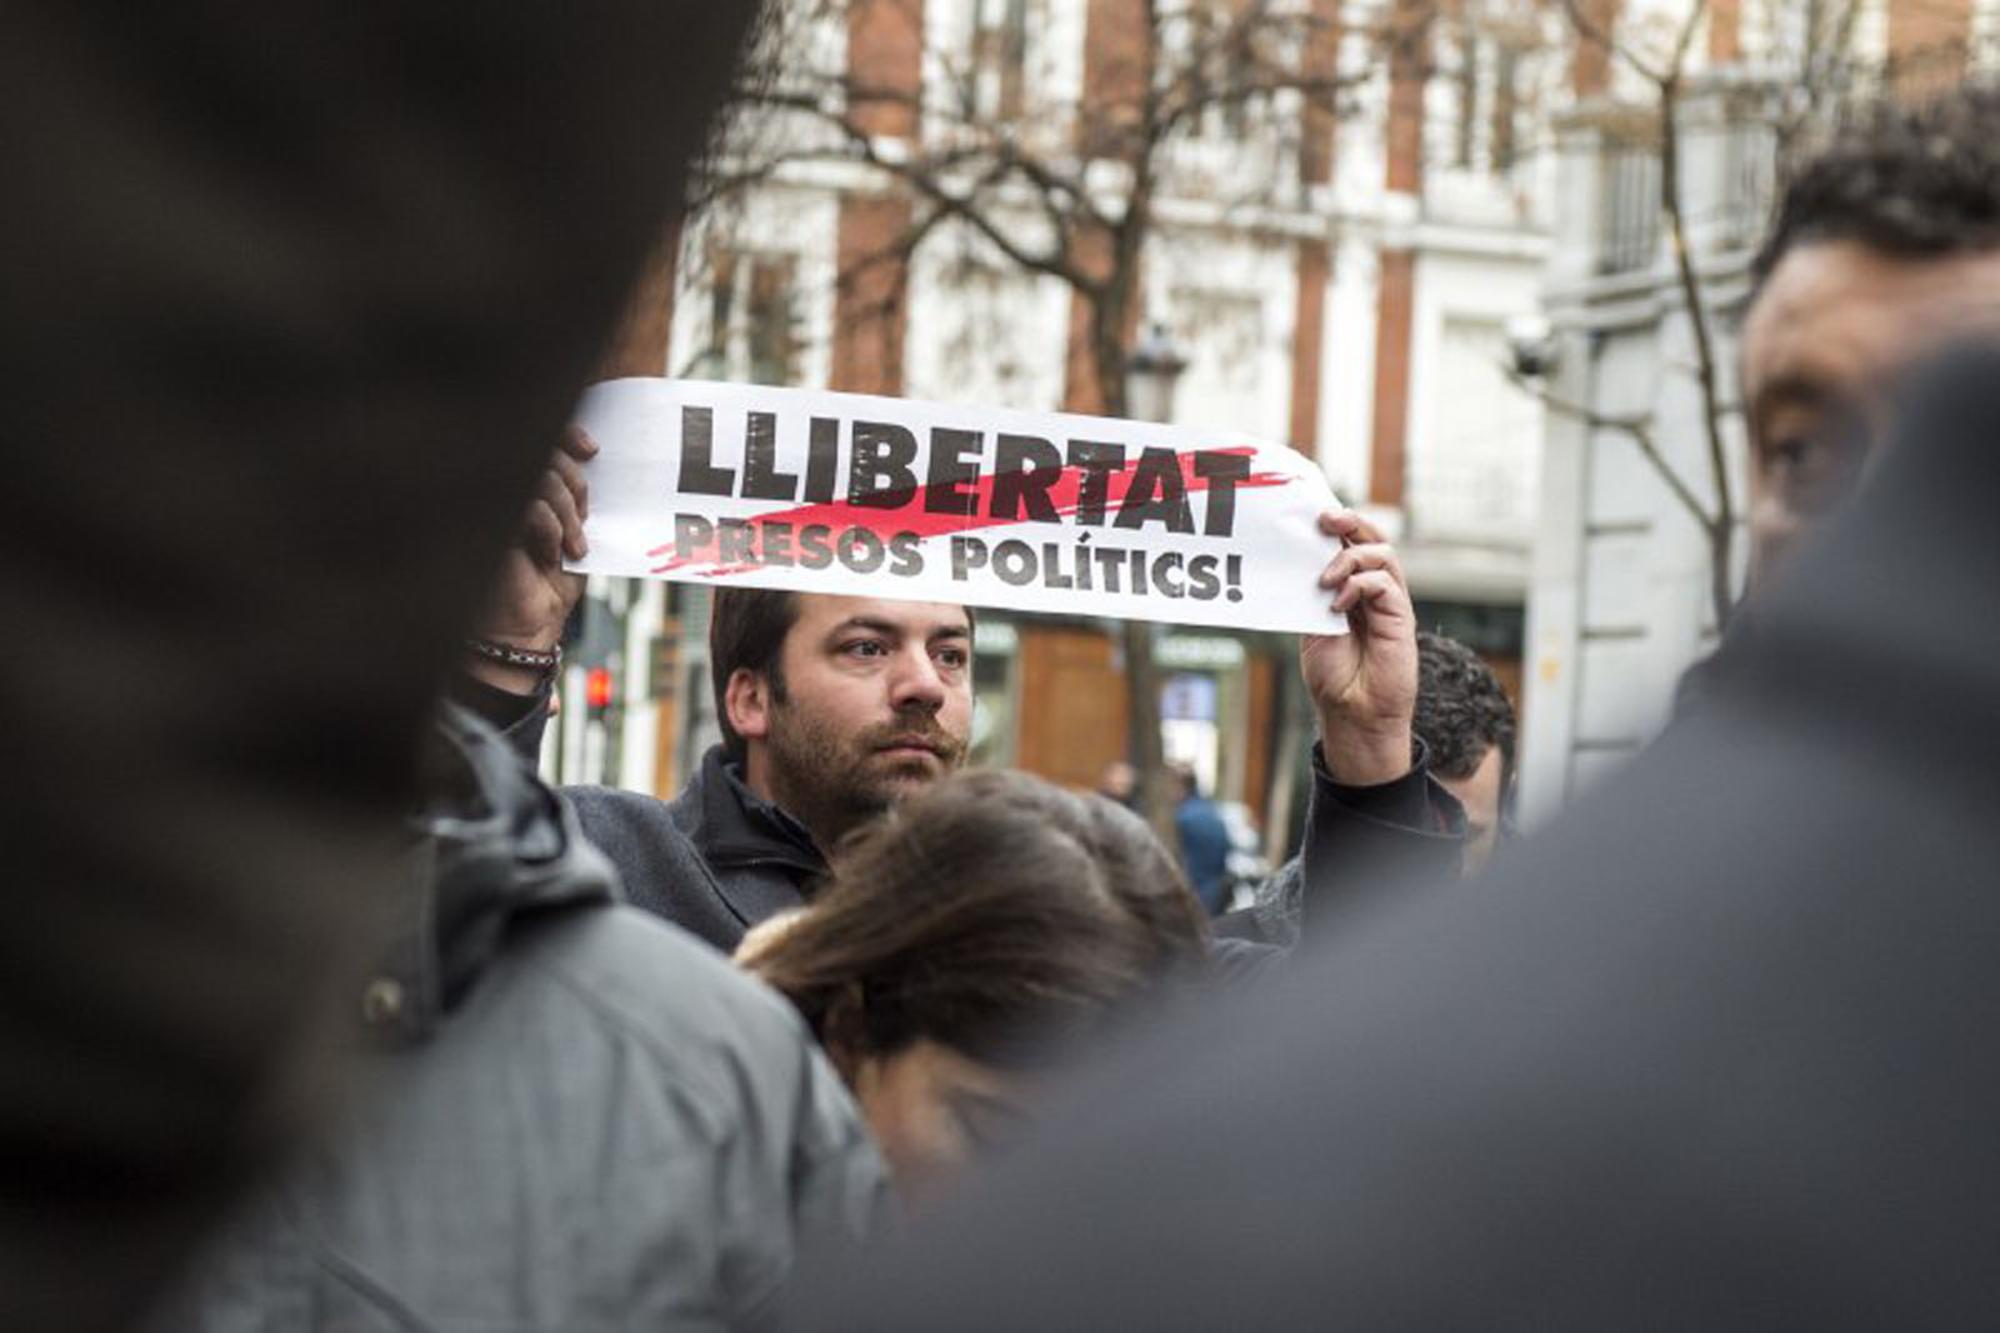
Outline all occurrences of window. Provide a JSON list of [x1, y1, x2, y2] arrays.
[[1409, 316, 1542, 538], [1176, 0, 1270, 141], [917, 251, 1055, 407], [1168, 288, 1266, 426], [1456, 18, 1481, 169], [1451, 7, 1536, 177], [699, 250, 800, 385], [1597, 144, 1662, 275], [1219, 18, 1258, 138], [1491, 45, 1520, 171], [970, 0, 1030, 121], [1714, 115, 1776, 251]]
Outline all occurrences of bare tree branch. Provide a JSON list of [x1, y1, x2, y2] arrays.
[[688, 0, 1414, 840], [1559, 0, 1667, 87], [1505, 365, 1718, 534], [1654, 0, 1737, 627], [751, 90, 1100, 289]]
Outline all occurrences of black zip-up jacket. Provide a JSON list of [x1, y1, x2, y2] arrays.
[[569, 743, 825, 954]]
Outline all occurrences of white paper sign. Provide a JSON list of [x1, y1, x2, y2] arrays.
[[570, 379, 1348, 635]]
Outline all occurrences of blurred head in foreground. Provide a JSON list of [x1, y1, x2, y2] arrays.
[[1414, 632, 1516, 874], [738, 769, 1207, 1201], [1744, 83, 2000, 585]]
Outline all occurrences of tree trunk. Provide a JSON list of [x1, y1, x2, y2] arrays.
[[1087, 286, 1174, 841], [1261, 652, 1306, 863], [1658, 65, 1738, 632], [1121, 619, 1173, 840], [1707, 518, 1736, 635]]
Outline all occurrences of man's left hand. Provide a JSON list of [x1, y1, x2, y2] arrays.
[[1301, 508, 1418, 786]]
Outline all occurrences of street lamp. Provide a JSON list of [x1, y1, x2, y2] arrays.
[[1125, 321, 1188, 423], [1505, 313, 1560, 380]]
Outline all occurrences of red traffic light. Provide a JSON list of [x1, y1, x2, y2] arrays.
[[584, 666, 614, 712]]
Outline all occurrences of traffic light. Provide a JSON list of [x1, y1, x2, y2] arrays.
[[585, 666, 614, 717]]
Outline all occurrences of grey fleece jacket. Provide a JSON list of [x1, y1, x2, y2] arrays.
[[157, 707, 887, 1331]]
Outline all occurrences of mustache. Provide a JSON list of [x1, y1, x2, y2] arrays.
[[858, 712, 966, 763]]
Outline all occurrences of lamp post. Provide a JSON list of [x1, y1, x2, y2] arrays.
[[1126, 321, 1189, 424], [1121, 321, 1188, 838]]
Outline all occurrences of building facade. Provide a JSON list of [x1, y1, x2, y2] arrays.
[[556, 0, 1581, 845], [1517, 0, 1998, 824]]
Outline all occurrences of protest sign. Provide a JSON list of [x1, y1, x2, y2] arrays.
[[569, 379, 1349, 635]]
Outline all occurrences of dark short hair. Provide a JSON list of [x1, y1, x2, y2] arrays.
[[744, 769, 1209, 1069], [1753, 83, 2000, 285], [708, 587, 800, 762], [1414, 631, 1516, 786], [707, 588, 978, 762]]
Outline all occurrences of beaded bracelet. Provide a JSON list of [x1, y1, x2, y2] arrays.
[[464, 637, 562, 675]]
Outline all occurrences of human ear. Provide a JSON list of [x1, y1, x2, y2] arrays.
[[724, 667, 772, 743]]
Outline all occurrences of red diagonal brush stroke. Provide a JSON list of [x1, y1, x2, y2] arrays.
[[646, 445, 1290, 577]]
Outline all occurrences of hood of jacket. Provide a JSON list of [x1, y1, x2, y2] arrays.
[[361, 704, 619, 1048]]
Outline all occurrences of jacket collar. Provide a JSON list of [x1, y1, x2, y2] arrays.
[[362, 705, 618, 1048], [679, 744, 827, 875]]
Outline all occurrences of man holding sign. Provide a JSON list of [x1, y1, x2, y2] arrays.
[[459, 387, 1462, 957]]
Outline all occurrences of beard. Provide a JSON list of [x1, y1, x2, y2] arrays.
[[763, 702, 968, 852]]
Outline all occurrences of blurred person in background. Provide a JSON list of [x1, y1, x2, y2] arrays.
[[1246, 630, 1515, 938], [1171, 762, 1234, 915], [0, 3, 754, 1328], [1096, 758, 1140, 810], [737, 769, 1208, 1202], [1412, 631, 1516, 875]]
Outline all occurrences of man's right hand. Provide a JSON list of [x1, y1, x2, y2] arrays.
[[1301, 508, 1419, 787], [467, 425, 595, 695]]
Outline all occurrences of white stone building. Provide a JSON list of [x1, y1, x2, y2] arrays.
[[563, 0, 1579, 828]]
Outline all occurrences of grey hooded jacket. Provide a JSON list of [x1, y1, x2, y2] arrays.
[[158, 708, 888, 1331]]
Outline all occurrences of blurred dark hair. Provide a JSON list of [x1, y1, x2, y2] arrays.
[[709, 587, 799, 763], [744, 769, 1209, 1070], [1753, 83, 2000, 285], [1415, 631, 1516, 785]]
